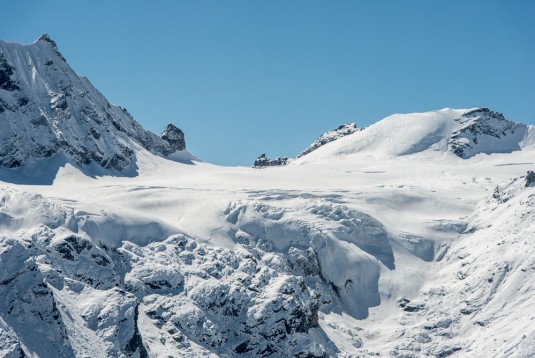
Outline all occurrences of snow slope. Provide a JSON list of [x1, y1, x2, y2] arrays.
[[1, 36, 535, 358]]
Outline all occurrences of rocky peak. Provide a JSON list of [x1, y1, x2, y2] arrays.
[[0, 36, 193, 173], [160, 123, 186, 152], [448, 108, 528, 158], [35, 33, 59, 48], [460, 107, 505, 121], [298, 122, 359, 158]]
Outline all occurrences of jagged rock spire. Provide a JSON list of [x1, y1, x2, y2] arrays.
[[161, 123, 186, 152]]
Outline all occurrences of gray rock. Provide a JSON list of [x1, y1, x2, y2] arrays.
[[526, 170, 535, 187], [254, 154, 288, 168], [449, 108, 527, 158], [298, 123, 359, 158], [160, 123, 186, 153]]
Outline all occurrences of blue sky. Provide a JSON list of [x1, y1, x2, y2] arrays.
[[2, 1, 534, 166]]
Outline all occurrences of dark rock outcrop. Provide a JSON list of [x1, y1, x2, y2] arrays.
[[254, 154, 288, 168], [526, 170, 535, 187], [0, 53, 20, 91], [298, 123, 359, 158], [160, 123, 186, 153], [449, 108, 527, 158]]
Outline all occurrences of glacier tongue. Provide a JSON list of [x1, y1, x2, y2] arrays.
[[0, 185, 397, 356]]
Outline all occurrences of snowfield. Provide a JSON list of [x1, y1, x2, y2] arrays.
[[1, 36, 534, 357]]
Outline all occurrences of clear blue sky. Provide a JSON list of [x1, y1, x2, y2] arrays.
[[2, 1, 534, 166]]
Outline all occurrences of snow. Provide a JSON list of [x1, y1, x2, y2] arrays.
[[1, 36, 535, 357]]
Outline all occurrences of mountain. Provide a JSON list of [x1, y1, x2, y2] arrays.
[[253, 108, 534, 167], [294, 108, 534, 163], [0, 34, 191, 174], [1, 36, 534, 358]]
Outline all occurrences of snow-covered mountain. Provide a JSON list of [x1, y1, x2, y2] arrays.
[[1, 36, 535, 358], [294, 108, 534, 163], [0, 34, 191, 174]]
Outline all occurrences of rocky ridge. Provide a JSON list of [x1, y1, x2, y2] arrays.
[[448, 108, 528, 158], [383, 172, 535, 357], [264, 108, 534, 165], [297, 123, 359, 158]]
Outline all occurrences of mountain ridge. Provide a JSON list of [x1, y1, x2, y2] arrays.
[[292, 107, 534, 164], [0, 35, 191, 174], [253, 108, 534, 168]]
